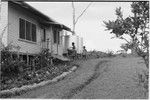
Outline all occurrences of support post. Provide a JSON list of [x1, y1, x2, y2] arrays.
[[27, 52, 29, 66]]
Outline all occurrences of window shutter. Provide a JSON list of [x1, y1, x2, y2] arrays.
[[26, 21, 31, 41], [58, 31, 60, 44], [32, 24, 36, 42], [43, 29, 46, 42], [53, 30, 57, 43], [19, 18, 25, 39]]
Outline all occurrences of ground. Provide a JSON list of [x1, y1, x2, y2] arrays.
[[13, 56, 148, 99]]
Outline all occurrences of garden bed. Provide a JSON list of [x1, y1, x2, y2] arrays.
[[0, 62, 77, 91]]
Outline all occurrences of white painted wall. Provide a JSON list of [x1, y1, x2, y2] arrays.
[[7, 2, 43, 54], [52, 30, 63, 55], [1, 1, 65, 56], [0, 2, 8, 47], [62, 34, 69, 53], [78, 37, 83, 53], [62, 33, 84, 54], [69, 35, 83, 53]]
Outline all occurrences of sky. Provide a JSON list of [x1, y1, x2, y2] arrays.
[[27, 2, 132, 52]]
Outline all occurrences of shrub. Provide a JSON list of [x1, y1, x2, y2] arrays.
[[1, 46, 27, 78], [106, 50, 115, 57], [34, 49, 53, 70]]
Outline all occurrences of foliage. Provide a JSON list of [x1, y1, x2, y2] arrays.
[[120, 43, 129, 51], [34, 49, 53, 70], [1, 47, 75, 91], [104, 1, 149, 95], [104, 1, 149, 68], [1, 45, 27, 77], [87, 50, 107, 59], [106, 50, 115, 57]]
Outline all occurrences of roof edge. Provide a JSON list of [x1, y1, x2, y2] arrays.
[[9, 1, 71, 31]]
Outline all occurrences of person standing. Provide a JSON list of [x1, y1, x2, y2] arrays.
[[82, 46, 87, 60], [71, 42, 76, 60], [72, 42, 76, 50]]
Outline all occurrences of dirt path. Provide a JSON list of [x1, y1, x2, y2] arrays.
[[13, 57, 147, 99]]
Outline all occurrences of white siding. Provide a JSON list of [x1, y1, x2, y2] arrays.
[[52, 30, 63, 55], [7, 2, 45, 54], [78, 37, 83, 53], [62, 35, 69, 53], [64, 34, 83, 54], [46, 26, 53, 53], [69, 35, 77, 49], [0, 2, 8, 47], [1, 2, 64, 56]]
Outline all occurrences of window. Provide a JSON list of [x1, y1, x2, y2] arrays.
[[19, 19, 25, 39], [43, 29, 46, 42], [29, 55, 34, 65], [32, 24, 36, 42], [57, 31, 60, 44], [53, 29, 57, 43], [26, 21, 31, 40], [19, 18, 36, 42], [53, 29, 60, 44]]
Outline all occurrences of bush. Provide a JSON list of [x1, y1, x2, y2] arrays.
[[1, 47, 27, 77], [34, 49, 53, 70], [121, 53, 127, 57], [106, 50, 115, 57]]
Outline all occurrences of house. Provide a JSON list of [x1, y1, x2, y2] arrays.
[[0, 1, 71, 64]]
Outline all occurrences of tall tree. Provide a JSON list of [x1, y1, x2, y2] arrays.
[[104, 2, 149, 68], [72, 2, 92, 34]]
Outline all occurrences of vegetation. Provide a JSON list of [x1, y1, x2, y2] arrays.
[[86, 50, 108, 59], [1, 44, 25, 77], [120, 43, 128, 52], [104, 2, 149, 68], [1, 45, 74, 91], [106, 50, 115, 57], [34, 49, 53, 70], [104, 1, 149, 96]]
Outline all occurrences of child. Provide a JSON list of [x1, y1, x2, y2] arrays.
[[82, 46, 87, 60], [72, 42, 76, 50], [71, 42, 76, 60]]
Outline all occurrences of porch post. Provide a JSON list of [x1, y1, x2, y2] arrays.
[[27, 52, 29, 65], [47, 38, 49, 49], [57, 30, 59, 55]]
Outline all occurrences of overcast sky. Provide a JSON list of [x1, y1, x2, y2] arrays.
[[27, 2, 132, 52]]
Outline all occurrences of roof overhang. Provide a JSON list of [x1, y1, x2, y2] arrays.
[[11, 1, 54, 22], [41, 21, 72, 32], [10, 1, 72, 32]]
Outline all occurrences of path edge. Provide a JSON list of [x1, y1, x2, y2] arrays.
[[0, 66, 78, 98]]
